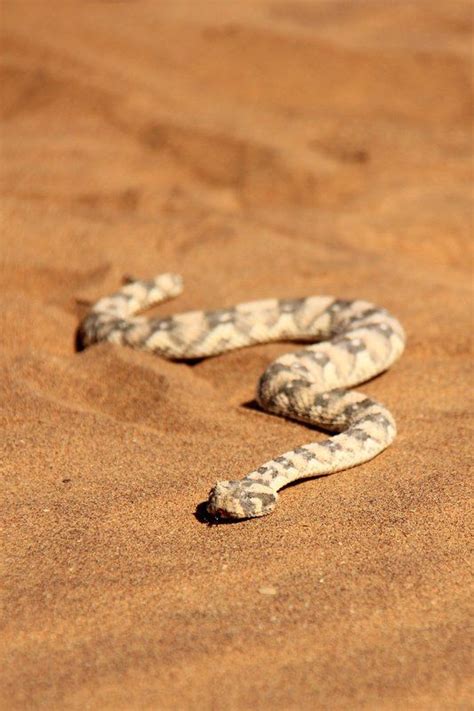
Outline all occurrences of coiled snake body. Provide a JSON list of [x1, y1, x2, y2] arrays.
[[79, 274, 405, 521]]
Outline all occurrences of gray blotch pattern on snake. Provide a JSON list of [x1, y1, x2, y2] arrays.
[[79, 273, 406, 521]]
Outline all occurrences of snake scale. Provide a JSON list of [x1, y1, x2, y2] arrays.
[[79, 273, 405, 522]]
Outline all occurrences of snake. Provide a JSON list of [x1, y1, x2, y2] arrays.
[[79, 273, 406, 522]]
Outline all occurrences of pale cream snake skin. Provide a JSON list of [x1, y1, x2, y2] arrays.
[[79, 273, 406, 521]]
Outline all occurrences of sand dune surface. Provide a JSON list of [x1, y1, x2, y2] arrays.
[[1, 2, 472, 709]]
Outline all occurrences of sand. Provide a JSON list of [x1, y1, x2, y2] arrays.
[[1, 1, 473, 709]]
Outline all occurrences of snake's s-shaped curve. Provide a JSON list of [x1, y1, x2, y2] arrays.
[[79, 273, 405, 521]]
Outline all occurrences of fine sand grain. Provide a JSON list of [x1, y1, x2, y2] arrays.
[[1, 2, 473, 709]]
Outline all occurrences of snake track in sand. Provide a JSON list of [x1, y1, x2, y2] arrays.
[[79, 273, 405, 521]]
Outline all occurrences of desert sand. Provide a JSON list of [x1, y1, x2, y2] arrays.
[[1, 2, 473, 709]]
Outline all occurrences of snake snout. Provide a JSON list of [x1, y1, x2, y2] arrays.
[[207, 480, 278, 521]]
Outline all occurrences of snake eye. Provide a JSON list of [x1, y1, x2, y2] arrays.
[[204, 504, 222, 525]]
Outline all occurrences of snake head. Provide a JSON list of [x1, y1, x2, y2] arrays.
[[206, 480, 279, 521]]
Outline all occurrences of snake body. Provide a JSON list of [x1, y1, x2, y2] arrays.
[[79, 273, 405, 521]]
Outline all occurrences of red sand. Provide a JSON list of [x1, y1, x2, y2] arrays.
[[1, 2, 472, 709]]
